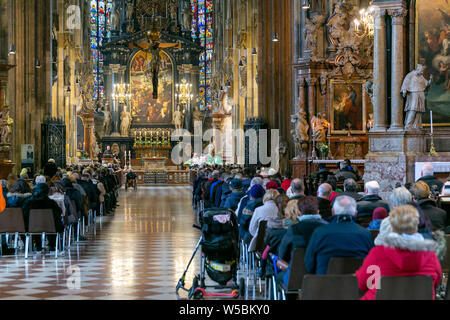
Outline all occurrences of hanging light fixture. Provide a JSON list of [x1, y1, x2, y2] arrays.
[[35, 59, 41, 69], [9, 44, 15, 55], [272, 32, 279, 42], [252, 48, 257, 55]]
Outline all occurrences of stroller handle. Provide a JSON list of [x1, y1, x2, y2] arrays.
[[192, 224, 202, 230]]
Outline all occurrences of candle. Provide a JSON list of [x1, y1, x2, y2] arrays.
[[430, 110, 433, 134]]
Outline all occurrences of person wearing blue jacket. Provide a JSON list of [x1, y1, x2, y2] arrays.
[[224, 179, 245, 211], [239, 184, 265, 243], [305, 196, 374, 275]]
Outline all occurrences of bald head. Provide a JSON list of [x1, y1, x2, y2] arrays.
[[317, 183, 332, 199], [421, 163, 434, 177], [332, 195, 357, 216], [291, 178, 305, 195]]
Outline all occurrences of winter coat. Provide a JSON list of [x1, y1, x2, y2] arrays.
[[78, 179, 99, 210], [43, 162, 58, 179], [224, 191, 245, 211], [317, 197, 332, 221], [22, 184, 64, 232], [278, 215, 328, 263], [356, 232, 442, 300], [416, 199, 447, 231], [366, 219, 383, 231], [0, 185, 5, 213], [236, 195, 250, 221], [305, 214, 374, 274], [238, 198, 263, 244], [6, 192, 32, 208], [356, 194, 390, 218], [417, 176, 444, 194], [249, 200, 279, 251], [218, 182, 231, 207], [264, 218, 291, 255]]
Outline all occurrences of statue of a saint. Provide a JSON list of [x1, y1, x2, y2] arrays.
[[0, 107, 13, 145], [103, 106, 112, 136], [291, 104, 310, 143], [120, 109, 132, 136], [181, 4, 193, 31], [192, 106, 204, 134], [311, 113, 329, 143], [305, 15, 325, 61], [401, 64, 433, 130], [173, 106, 185, 130]]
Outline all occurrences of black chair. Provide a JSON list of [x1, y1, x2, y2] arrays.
[[301, 275, 360, 300], [278, 247, 307, 300], [26, 209, 63, 259], [0, 208, 26, 255], [375, 276, 434, 300], [327, 257, 365, 274]]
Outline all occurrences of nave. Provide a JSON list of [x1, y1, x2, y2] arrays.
[[0, 186, 204, 300]]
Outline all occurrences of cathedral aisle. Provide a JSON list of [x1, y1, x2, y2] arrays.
[[0, 186, 202, 300]]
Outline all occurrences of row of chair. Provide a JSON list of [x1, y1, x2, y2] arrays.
[[0, 206, 101, 258]]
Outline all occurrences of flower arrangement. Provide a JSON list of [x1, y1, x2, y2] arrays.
[[318, 143, 329, 158]]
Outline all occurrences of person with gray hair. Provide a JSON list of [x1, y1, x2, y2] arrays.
[[304, 195, 374, 274], [356, 181, 390, 218], [417, 163, 444, 192], [332, 178, 363, 206], [317, 183, 333, 220], [290, 178, 305, 200]]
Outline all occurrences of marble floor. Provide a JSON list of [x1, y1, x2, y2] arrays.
[[0, 186, 219, 300]]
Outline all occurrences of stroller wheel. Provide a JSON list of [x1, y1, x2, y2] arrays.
[[193, 289, 204, 300], [239, 277, 246, 298]]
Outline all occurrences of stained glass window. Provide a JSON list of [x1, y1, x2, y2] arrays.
[[191, 0, 213, 110], [90, 0, 113, 101]]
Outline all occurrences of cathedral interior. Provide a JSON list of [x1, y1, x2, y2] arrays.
[[0, 0, 449, 302]]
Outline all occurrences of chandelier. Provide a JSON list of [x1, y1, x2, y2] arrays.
[[353, 6, 375, 38], [112, 83, 131, 104], [175, 79, 194, 108]]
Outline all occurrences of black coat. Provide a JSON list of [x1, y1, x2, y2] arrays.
[[317, 197, 332, 221], [78, 180, 99, 210], [417, 176, 444, 194], [417, 198, 447, 231], [277, 218, 328, 263], [43, 162, 58, 179], [356, 194, 390, 218]]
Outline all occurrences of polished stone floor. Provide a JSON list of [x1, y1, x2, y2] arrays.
[[0, 186, 210, 300]]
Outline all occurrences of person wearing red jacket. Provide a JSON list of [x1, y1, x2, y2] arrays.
[[0, 183, 6, 213], [356, 205, 442, 300]]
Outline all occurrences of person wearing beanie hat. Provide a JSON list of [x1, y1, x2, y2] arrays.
[[224, 179, 245, 211], [265, 181, 279, 191], [238, 184, 266, 244], [367, 207, 388, 231]]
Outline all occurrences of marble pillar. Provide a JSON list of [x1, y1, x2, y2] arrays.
[[388, 8, 407, 132], [306, 77, 317, 121], [372, 9, 387, 132]]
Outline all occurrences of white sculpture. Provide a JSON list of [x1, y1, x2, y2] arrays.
[[401, 64, 433, 130], [120, 109, 132, 136], [103, 106, 112, 136], [173, 106, 185, 130], [311, 113, 329, 143]]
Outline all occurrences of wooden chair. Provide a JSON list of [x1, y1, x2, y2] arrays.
[[26, 209, 62, 259], [0, 208, 26, 255], [327, 257, 365, 275], [301, 275, 360, 300], [278, 247, 308, 300], [375, 276, 434, 300]]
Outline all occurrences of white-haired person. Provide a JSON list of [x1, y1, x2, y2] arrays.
[[304, 196, 374, 274], [356, 181, 390, 218], [356, 205, 442, 300], [376, 187, 434, 245], [417, 163, 443, 194]]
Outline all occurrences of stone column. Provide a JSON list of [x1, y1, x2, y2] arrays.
[[298, 78, 306, 113], [388, 8, 407, 131], [372, 9, 387, 132], [306, 77, 317, 120]]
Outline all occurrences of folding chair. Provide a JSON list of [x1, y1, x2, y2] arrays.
[[0, 208, 26, 256], [301, 274, 360, 300], [327, 257, 365, 275], [375, 276, 434, 300], [26, 209, 63, 259]]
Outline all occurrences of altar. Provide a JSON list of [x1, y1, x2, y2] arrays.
[[142, 157, 167, 171]]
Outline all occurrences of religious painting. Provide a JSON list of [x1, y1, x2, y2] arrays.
[[416, 0, 450, 126], [330, 80, 366, 134], [130, 50, 174, 126]]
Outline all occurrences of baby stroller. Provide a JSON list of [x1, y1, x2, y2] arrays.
[[176, 208, 245, 299]]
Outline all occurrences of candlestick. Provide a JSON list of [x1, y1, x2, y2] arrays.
[[430, 110, 433, 134]]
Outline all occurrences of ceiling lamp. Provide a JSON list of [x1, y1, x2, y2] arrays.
[[272, 33, 279, 42]]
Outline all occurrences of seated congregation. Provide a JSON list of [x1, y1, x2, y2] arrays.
[[0, 160, 122, 256], [192, 162, 450, 300]]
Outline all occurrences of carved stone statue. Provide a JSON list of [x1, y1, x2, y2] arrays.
[[305, 14, 325, 61], [311, 113, 329, 143], [103, 105, 112, 136], [192, 106, 204, 134], [401, 64, 433, 130], [291, 104, 310, 143], [173, 106, 185, 130], [239, 56, 248, 97], [110, 3, 120, 31], [364, 80, 375, 106], [120, 109, 132, 136], [0, 107, 13, 145], [181, 4, 193, 31]]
